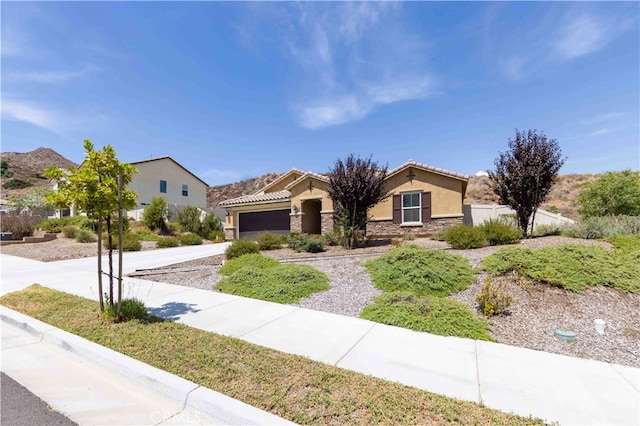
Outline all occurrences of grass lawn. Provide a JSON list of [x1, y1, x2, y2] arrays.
[[0, 285, 545, 426]]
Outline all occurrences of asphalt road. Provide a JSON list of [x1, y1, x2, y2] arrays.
[[1, 372, 76, 426]]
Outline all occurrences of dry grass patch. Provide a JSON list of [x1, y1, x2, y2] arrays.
[[1, 285, 546, 426]]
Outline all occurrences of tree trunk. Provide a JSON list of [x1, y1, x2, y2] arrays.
[[117, 175, 124, 322], [97, 220, 104, 312], [106, 215, 114, 308]]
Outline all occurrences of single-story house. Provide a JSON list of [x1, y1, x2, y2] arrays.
[[220, 160, 469, 240], [127, 157, 209, 220]]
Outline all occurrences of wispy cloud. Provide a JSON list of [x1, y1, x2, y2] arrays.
[[588, 128, 613, 136], [494, 6, 633, 81], [243, 3, 434, 129], [7, 68, 91, 84], [1, 100, 57, 131], [553, 13, 615, 59]]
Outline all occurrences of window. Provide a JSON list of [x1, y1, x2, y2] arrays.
[[160, 180, 167, 193], [402, 192, 421, 223], [182, 184, 188, 197]]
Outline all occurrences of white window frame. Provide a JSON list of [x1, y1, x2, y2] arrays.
[[402, 191, 421, 224], [181, 184, 189, 197]]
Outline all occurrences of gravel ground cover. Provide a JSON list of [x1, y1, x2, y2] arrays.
[[3, 235, 638, 367]]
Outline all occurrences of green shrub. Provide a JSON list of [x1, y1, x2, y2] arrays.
[[200, 212, 223, 238], [403, 231, 416, 241], [74, 229, 97, 243], [443, 225, 487, 249], [482, 244, 640, 293], [36, 217, 95, 233], [364, 245, 475, 297], [300, 235, 326, 253], [142, 196, 168, 231], [562, 215, 640, 239], [180, 232, 203, 246], [207, 230, 225, 242], [255, 232, 283, 250], [323, 231, 343, 246], [475, 277, 513, 316], [177, 206, 202, 234], [480, 219, 522, 245], [104, 298, 148, 322], [532, 223, 563, 237], [216, 263, 329, 304], [287, 232, 303, 250], [360, 292, 494, 341], [103, 232, 142, 251], [219, 253, 280, 275], [430, 230, 447, 241], [133, 228, 160, 241], [62, 225, 79, 238], [608, 235, 640, 252], [225, 238, 259, 260], [156, 236, 180, 248]]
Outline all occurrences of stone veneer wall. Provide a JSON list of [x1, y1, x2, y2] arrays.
[[224, 227, 235, 240], [290, 214, 302, 234], [320, 212, 334, 234], [366, 217, 463, 238]]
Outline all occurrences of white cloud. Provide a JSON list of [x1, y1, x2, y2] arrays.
[[553, 12, 630, 60], [589, 128, 612, 136], [1, 100, 57, 131], [261, 3, 434, 129], [554, 14, 608, 59], [297, 96, 370, 129]]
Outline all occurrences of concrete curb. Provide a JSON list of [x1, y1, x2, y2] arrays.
[[1, 307, 296, 426]]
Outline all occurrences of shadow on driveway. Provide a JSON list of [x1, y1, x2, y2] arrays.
[[147, 302, 201, 321]]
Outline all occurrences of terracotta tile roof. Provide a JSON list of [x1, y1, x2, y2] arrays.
[[386, 160, 470, 181], [219, 190, 291, 206]]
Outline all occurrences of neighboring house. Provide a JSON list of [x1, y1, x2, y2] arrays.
[[220, 160, 469, 240], [127, 157, 209, 220]]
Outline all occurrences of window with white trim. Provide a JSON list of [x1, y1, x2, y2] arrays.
[[181, 184, 188, 197], [160, 180, 167, 193], [402, 192, 421, 223]]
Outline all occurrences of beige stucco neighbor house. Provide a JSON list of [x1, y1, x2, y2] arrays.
[[127, 157, 209, 220], [220, 160, 469, 240]]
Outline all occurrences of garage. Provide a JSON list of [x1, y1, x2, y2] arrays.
[[238, 209, 290, 239]]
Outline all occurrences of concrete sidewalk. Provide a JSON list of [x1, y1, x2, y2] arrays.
[[1, 252, 639, 425]]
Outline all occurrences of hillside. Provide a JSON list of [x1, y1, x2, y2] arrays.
[[208, 171, 594, 219], [1, 148, 78, 200], [464, 174, 595, 220], [207, 173, 282, 207]]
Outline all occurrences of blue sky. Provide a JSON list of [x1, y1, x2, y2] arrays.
[[2, 2, 638, 186]]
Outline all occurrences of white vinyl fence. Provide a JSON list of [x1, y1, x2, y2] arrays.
[[463, 204, 574, 228]]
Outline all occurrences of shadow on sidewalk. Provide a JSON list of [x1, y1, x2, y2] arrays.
[[147, 302, 201, 321]]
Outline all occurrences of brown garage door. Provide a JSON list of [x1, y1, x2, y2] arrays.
[[239, 210, 290, 238]]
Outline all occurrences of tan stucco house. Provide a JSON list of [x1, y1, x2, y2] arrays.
[[220, 160, 469, 240], [127, 157, 209, 220]]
